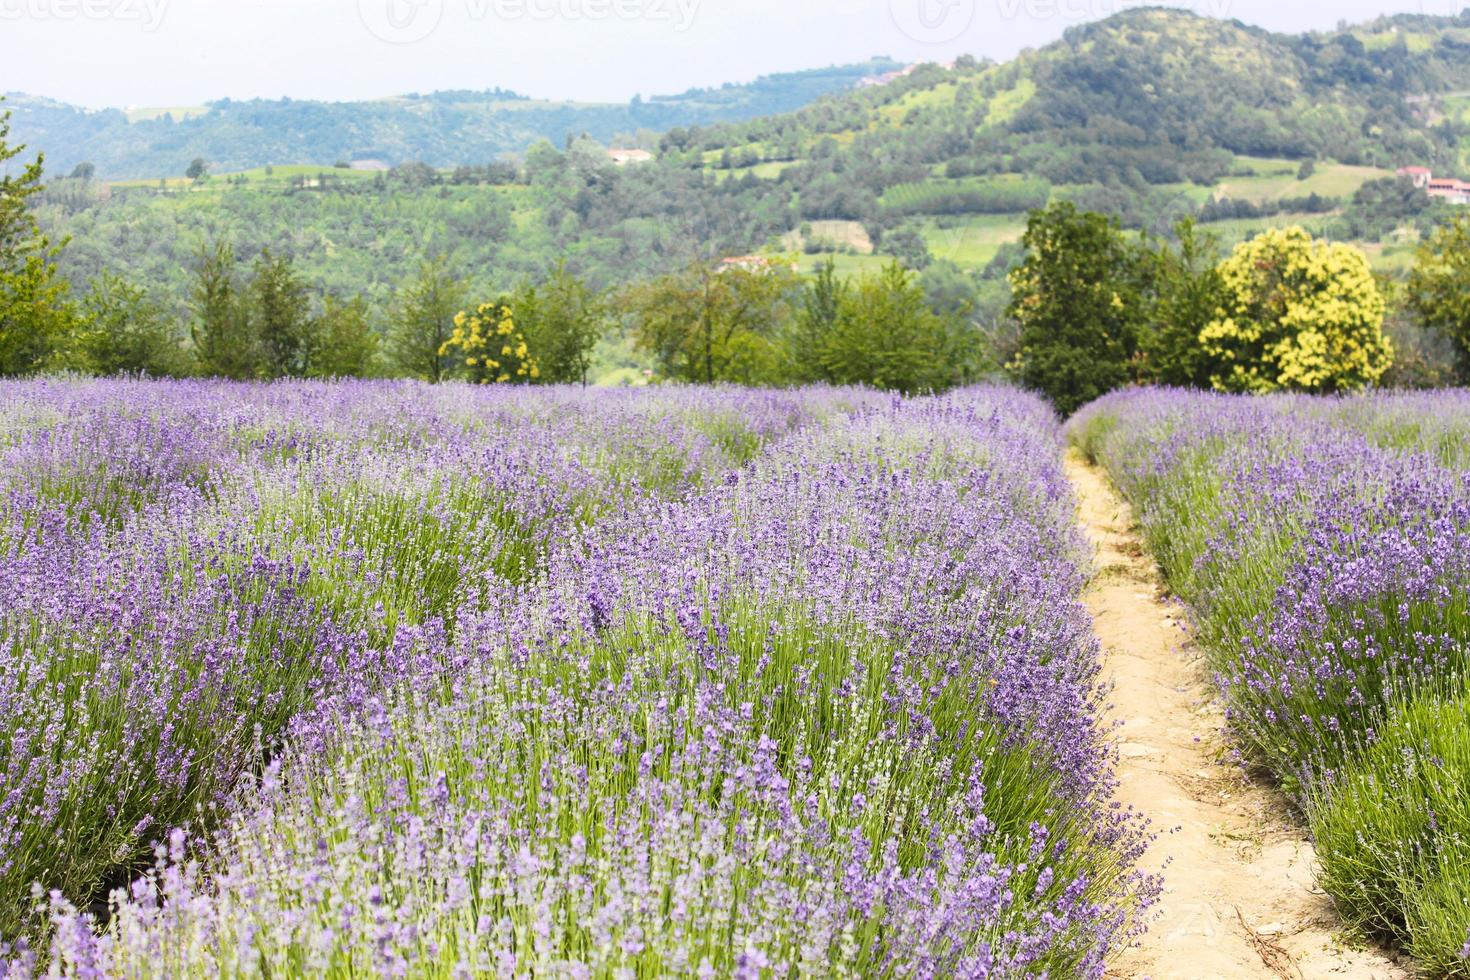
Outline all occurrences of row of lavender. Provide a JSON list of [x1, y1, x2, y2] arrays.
[[2, 379, 1152, 976], [1072, 389, 1470, 977]]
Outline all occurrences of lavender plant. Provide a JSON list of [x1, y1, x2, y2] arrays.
[[1, 380, 1153, 977], [1072, 388, 1470, 975]]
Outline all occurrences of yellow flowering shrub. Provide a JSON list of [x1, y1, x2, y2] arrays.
[[1200, 227, 1392, 393], [438, 300, 541, 384]]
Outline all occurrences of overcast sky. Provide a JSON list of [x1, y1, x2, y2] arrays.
[[3, 0, 1465, 108]]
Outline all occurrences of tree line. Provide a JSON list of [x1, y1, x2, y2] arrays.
[[1005, 202, 1470, 414], [9, 101, 1470, 407], [2, 104, 988, 393]]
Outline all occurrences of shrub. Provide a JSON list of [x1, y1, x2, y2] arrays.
[[1311, 691, 1470, 978], [1200, 227, 1392, 393]]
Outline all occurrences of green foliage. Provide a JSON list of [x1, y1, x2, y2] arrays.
[[1143, 218, 1226, 388], [817, 261, 978, 394], [514, 262, 603, 385], [877, 228, 932, 271], [388, 258, 464, 382], [80, 272, 192, 376], [1409, 214, 1470, 376], [1310, 690, 1470, 978], [1007, 203, 1148, 415], [1332, 177, 1444, 242], [308, 295, 379, 379], [8, 63, 900, 179], [1201, 226, 1391, 393], [783, 258, 847, 384], [0, 105, 81, 375], [250, 249, 314, 379], [626, 259, 799, 385], [185, 157, 208, 181], [1381, 304, 1465, 390], [190, 240, 259, 379], [881, 176, 1051, 218]]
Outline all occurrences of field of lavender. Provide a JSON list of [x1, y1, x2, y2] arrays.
[[0, 379, 1155, 977], [1073, 389, 1470, 977]]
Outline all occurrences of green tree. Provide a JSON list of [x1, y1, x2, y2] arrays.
[[626, 259, 799, 385], [1408, 214, 1470, 379], [516, 262, 603, 385], [308, 295, 379, 378], [0, 105, 81, 375], [186, 157, 208, 181], [190, 240, 258, 380], [249, 249, 314, 378], [81, 273, 191, 376], [1007, 203, 1149, 415], [1144, 217, 1225, 388], [1201, 226, 1391, 393], [389, 258, 464, 381], [821, 261, 972, 394], [879, 229, 932, 271], [783, 257, 848, 383]]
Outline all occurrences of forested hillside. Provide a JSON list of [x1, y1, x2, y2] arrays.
[[28, 8, 1470, 328], [6, 59, 901, 179]]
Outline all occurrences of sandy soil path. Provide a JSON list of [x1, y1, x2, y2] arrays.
[[1065, 453, 1407, 980]]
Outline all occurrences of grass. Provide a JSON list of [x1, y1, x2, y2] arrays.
[[781, 219, 873, 254], [1214, 162, 1392, 203], [712, 160, 796, 181], [916, 214, 1026, 266], [794, 252, 891, 276], [984, 77, 1036, 128], [879, 81, 960, 123]]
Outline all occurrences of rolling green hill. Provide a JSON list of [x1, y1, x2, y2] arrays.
[[5, 59, 902, 180], [28, 8, 1470, 317]]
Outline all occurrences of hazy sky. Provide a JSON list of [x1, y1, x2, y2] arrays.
[[3, 0, 1465, 108]]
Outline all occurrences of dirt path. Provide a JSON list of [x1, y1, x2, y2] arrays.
[[1065, 453, 1407, 980]]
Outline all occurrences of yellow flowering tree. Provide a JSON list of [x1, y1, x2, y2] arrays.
[[1200, 227, 1392, 393], [438, 299, 541, 384]]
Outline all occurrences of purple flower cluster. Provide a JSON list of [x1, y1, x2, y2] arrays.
[[1072, 388, 1470, 785], [2, 379, 1152, 976]]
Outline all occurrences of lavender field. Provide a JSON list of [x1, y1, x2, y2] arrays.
[[1073, 390, 1470, 976], [0, 379, 1156, 977]]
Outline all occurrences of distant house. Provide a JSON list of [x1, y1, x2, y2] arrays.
[[607, 148, 653, 166], [856, 60, 956, 89], [1428, 177, 1470, 205], [1397, 166, 1432, 189], [1396, 167, 1470, 204]]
